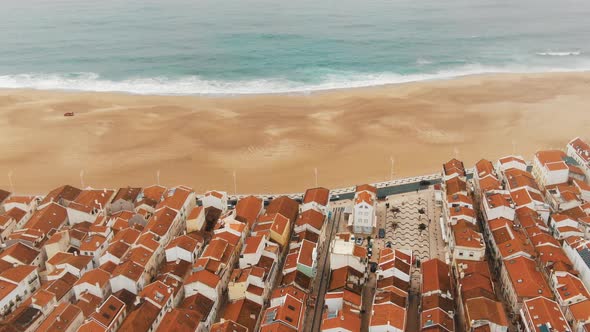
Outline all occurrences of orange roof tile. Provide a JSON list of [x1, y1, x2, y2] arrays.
[[443, 158, 466, 177], [504, 257, 552, 299], [185, 269, 220, 289], [522, 297, 570, 332], [421, 259, 451, 295], [303, 187, 330, 206], [356, 184, 377, 194]]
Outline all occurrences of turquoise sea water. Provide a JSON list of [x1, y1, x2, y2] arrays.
[[1, 0, 589, 94]]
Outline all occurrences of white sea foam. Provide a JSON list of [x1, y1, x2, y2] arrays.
[[1, 63, 589, 95], [536, 51, 582, 56]]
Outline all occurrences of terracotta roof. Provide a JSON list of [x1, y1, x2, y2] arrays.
[[0, 265, 36, 283], [24, 202, 67, 234], [140, 185, 167, 202], [243, 235, 264, 255], [445, 177, 467, 196], [265, 196, 299, 223], [70, 189, 115, 213], [186, 206, 204, 221], [179, 292, 214, 318], [232, 196, 262, 226], [89, 295, 125, 328], [157, 308, 201, 332], [80, 234, 107, 252], [355, 191, 374, 205], [297, 240, 316, 267], [475, 159, 495, 178], [356, 184, 377, 194], [421, 294, 455, 313], [536, 150, 567, 166], [465, 297, 508, 327], [41, 185, 81, 206], [75, 268, 110, 288], [370, 302, 406, 330], [421, 307, 454, 332], [443, 158, 466, 177], [271, 213, 290, 235], [37, 303, 82, 332], [569, 299, 590, 321], [118, 301, 160, 332], [295, 209, 324, 231], [211, 320, 248, 332], [499, 155, 526, 166], [0, 189, 11, 203], [225, 299, 263, 332], [303, 187, 330, 206], [166, 234, 199, 252], [321, 307, 361, 332], [156, 186, 192, 211], [112, 260, 144, 281], [504, 257, 552, 299], [449, 206, 475, 218], [446, 193, 473, 206], [0, 280, 17, 300], [145, 206, 177, 236], [421, 259, 451, 295], [505, 169, 540, 192], [478, 176, 503, 192], [112, 187, 142, 203], [5, 207, 27, 222], [452, 220, 484, 249], [522, 297, 570, 332], [186, 269, 220, 289], [0, 242, 40, 265], [554, 273, 590, 302]]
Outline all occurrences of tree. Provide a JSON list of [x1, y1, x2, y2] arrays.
[[418, 223, 427, 232]]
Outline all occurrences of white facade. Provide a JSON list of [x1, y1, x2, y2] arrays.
[[351, 201, 376, 235], [202, 191, 228, 213], [73, 281, 110, 300], [109, 275, 141, 295], [165, 246, 197, 263]]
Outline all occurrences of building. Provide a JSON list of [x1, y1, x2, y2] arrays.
[[351, 184, 377, 235], [301, 187, 330, 214], [532, 150, 570, 189], [567, 137, 590, 180], [520, 297, 571, 332]]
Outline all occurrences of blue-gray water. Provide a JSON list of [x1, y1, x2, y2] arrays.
[[1, 0, 589, 94]]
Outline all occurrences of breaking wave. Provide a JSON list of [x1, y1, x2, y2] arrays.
[[1, 63, 590, 95]]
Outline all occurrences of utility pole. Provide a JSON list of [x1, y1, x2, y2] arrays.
[[233, 170, 237, 195], [314, 168, 318, 187], [7, 170, 14, 193], [390, 156, 395, 181]]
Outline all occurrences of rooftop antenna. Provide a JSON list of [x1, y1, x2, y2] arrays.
[[314, 168, 318, 187], [390, 156, 395, 181], [7, 170, 14, 193], [233, 169, 237, 195], [80, 170, 85, 188], [157, 170, 161, 186]]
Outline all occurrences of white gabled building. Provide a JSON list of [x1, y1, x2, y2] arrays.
[[301, 187, 330, 215], [350, 184, 377, 235], [202, 190, 228, 213], [567, 137, 590, 181]]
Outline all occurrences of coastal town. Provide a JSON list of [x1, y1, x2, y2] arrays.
[[0, 137, 589, 332]]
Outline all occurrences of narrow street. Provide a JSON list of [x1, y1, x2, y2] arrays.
[[306, 205, 343, 331]]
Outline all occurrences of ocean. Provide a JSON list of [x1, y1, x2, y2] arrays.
[[1, 0, 589, 95]]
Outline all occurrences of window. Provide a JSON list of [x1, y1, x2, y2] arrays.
[[469, 252, 474, 257], [458, 252, 464, 256]]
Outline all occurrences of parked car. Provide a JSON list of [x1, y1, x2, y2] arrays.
[[355, 237, 363, 245], [386, 241, 393, 248], [419, 180, 431, 186], [378, 228, 385, 238]]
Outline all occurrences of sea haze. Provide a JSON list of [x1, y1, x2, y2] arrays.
[[1, 0, 589, 95]]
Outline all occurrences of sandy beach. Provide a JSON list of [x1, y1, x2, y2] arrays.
[[1, 71, 589, 195]]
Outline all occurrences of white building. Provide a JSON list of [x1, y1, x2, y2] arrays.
[[202, 191, 228, 213], [350, 185, 377, 235], [567, 137, 590, 180]]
